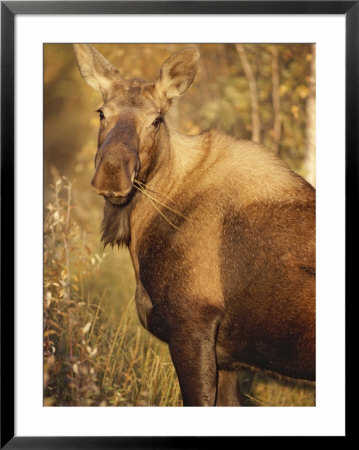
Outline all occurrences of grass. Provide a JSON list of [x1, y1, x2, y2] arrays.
[[44, 177, 182, 406], [44, 177, 315, 407]]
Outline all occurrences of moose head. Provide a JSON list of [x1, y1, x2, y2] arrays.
[[74, 44, 200, 206]]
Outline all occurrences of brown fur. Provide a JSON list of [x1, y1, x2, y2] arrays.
[[74, 44, 316, 406]]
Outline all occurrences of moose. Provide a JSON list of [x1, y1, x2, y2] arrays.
[[74, 44, 315, 406]]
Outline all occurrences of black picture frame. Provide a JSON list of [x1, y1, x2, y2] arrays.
[[1, 1, 355, 447]]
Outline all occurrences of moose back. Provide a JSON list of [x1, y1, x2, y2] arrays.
[[74, 44, 315, 406]]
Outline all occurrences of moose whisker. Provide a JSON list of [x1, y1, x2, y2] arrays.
[[133, 184, 179, 230], [134, 179, 180, 205], [134, 179, 189, 222]]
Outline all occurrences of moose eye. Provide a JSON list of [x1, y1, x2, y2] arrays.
[[152, 116, 163, 128], [96, 109, 105, 121]]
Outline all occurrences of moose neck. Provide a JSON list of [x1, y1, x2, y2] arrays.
[[142, 128, 207, 194], [140, 123, 173, 188]]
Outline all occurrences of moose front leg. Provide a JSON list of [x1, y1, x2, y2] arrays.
[[169, 318, 220, 406]]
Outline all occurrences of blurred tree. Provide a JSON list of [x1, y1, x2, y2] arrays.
[[235, 43, 261, 143], [271, 44, 281, 154], [304, 44, 316, 186]]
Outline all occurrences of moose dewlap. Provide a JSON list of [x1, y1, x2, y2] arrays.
[[74, 44, 315, 406]]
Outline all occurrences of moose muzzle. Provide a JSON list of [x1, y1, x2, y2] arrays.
[[91, 118, 140, 203]]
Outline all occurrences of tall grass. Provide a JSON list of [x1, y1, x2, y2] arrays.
[[44, 177, 182, 406], [44, 177, 315, 407]]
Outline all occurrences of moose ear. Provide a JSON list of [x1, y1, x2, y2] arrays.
[[73, 44, 122, 97], [155, 48, 200, 106]]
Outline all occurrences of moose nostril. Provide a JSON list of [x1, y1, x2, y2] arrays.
[[91, 185, 114, 197]]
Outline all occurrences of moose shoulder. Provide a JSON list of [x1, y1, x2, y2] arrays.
[[74, 44, 315, 406]]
